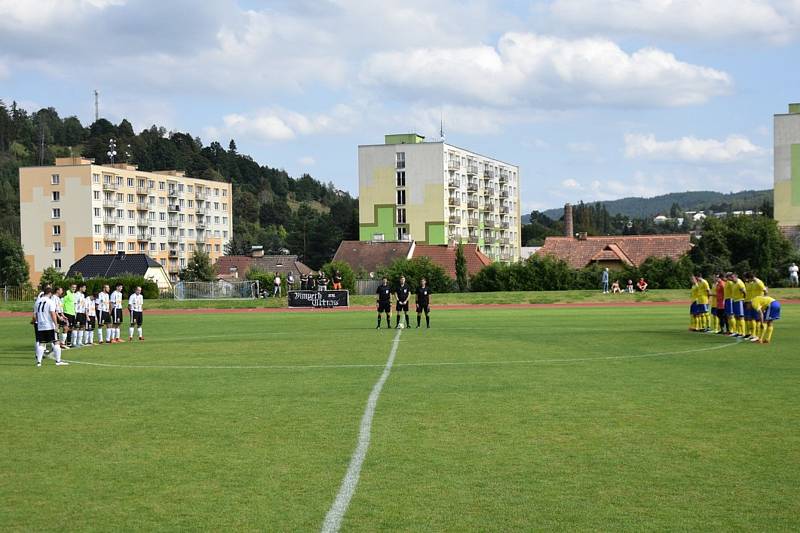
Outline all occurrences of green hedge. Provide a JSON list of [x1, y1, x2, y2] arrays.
[[38, 269, 159, 299]]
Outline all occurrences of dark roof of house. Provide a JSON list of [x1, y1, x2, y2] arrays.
[[332, 241, 414, 274], [538, 234, 693, 269], [215, 255, 313, 279], [412, 243, 493, 278], [67, 253, 162, 278]]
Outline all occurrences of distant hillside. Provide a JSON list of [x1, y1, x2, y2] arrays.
[[535, 189, 772, 221]]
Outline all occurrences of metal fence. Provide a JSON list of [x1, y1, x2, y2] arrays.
[[2, 285, 37, 302], [174, 280, 260, 300], [355, 279, 381, 295]]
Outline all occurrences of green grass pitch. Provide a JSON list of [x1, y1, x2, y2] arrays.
[[1, 305, 798, 531]]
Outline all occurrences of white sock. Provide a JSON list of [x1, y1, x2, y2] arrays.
[[106, 328, 112, 342], [52, 343, 62, 363], [61, 332, 67, 343], [98, 328, 104, 342], [85, 330, 91, 344], [116, 328, 121, 339], [35, 344, 44, 363], [137, 327, 142, 338], [74, 330, 81, 346], [129, 327, 134, 338]]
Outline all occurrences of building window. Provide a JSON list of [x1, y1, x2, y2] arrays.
[[188, 228, 194, 237], [150, 243, 156, 251], [180, 243, 185, 252], [223, 230, 228, 238], [159, 181, 165, 190], [137, 179, 145, 188], [396, 152, 405, 169], [139, 243, 146, 252], [179, 214, 185, 223], [189, 243, 195, 252], [51, 191, 60, 202], [117, 226, 124, 235], [128, 242, 135, 251], [222, 216, 228, 225], [160, 228, 166, 236], [160, 243, 166, 251], [179, 199, 185, 207], [128, 210, 134, 219], [222, 189, 227, 197], [214, 202, 219, 210], [53, 242, 61, 253], [52, 225, 61, 235], [160, 212, 166, 221], [127, 178, 134, 187], [188, 200, 193, 208], [397, 227, 408, 240], [116, 193, 124, 202], [187, 185, 194, 193], [396, 171, 405, 187], [53, 258, 62, 269], [94, 242, 100, 251], [222, 203, 227, 211], [215, 244, 220, 252], [149, 227, 156, 236], [127, 194, 134, 203], [148, 180, 155, 189], [94, 208, 100, 217], [116, 209, 124, 218], [51, 208, 60, 219], [51, 174, 60, 185], [214, 188, 220, 196], [396, 189, 405, 206], [128, 226, 135, 235], [116, 176, 123, 185], [214, 216, 220, 224], [397, 208, 406, 224], [92, 173, 100, 183], [159, 197, 165, 206], [93, 191, 100, 200], [94, 224, 101, 233]]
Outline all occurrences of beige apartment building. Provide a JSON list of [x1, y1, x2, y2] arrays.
[[20, 157, 233, 284]]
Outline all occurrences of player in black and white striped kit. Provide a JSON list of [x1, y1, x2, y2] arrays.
[[128, 286, 145, 341]]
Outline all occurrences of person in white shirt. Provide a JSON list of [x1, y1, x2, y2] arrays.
[[85, 294, 96, 346], [32, 288, 46, 354], [52, 287, 70, 350], [72, 284, 87, 348], [273, 274, 282, 297], [128, 286, 145, 341], [109, 284, 124, 343], [33, 286, 68, 366], [97, 285, 111, 344], [790, 263, 799, 287]]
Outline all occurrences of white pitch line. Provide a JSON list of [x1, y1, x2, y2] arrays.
[[320, 328, 402, 533], [62, 338, 741, 370]]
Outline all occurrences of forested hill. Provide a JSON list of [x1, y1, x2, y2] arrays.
[[537, 189, 772, 221], [0, 100, 358, 268]]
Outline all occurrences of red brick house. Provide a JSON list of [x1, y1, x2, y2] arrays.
[[537, 234, 693, 269]]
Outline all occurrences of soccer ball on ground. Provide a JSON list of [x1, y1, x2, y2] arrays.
[[398, 323, 405, 329]]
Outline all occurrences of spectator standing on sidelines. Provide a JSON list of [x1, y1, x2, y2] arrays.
[[601, 268, 609, 293], [318, 271, 329, 291], [287, 272, 295, 290], [790, 263, 799, 287], [332, 270, 343, 290], [273, 273, 282, 297], [128, 286, 145, 341]]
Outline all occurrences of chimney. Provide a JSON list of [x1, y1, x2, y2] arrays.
[[564, 203, 574, 238], [251, 245, 264, 258]]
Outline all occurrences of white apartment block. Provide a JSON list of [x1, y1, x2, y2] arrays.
[[19, 157, 233, 284], [359, 134, 521, 262]]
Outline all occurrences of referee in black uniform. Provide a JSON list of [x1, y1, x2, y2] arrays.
[[416, 277, 432, 328], [394, 275, 411, 329], [376, 276, 392, 329]]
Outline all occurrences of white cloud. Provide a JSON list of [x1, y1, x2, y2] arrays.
[[0, 0, 125, 29], [624, 133, 766, 162], [561, 178, 582, 189], [546, 0, 798, 45], [207, 105, 358, 143], [361, 32, 732, 108], [298, 156, 316, 167]]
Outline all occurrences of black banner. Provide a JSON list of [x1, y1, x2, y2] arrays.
[[288, 290, 349, 308]]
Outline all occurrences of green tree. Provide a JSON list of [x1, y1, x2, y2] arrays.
[[455, 241, 468, 292], [38, 266, 65, 289], [0, 233, 29, 285], [322, 260, 356, 293], [179, 250, 215, 282]]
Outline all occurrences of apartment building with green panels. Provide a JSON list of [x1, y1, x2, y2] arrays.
[[775, 104, 800, 244], [358, 134, 521, 262]]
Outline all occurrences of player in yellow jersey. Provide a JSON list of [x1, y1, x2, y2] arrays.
[[730, 273, 747, 337], [689, 275, 700, 331], [694, 274, 712, 332], [743, 272, 767, 340], [750, 295, 781, 344], [723, 273, 737, 337]]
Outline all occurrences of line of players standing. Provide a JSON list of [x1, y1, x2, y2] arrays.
[[375, 275, 432, 329], [32, 283, 145, 366], [689, 272, 781, 344]]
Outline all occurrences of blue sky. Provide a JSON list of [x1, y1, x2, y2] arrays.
[[1, 0, 795, 213]]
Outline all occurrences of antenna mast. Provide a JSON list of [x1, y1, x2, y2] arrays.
[[94, 90, 99, 122]]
